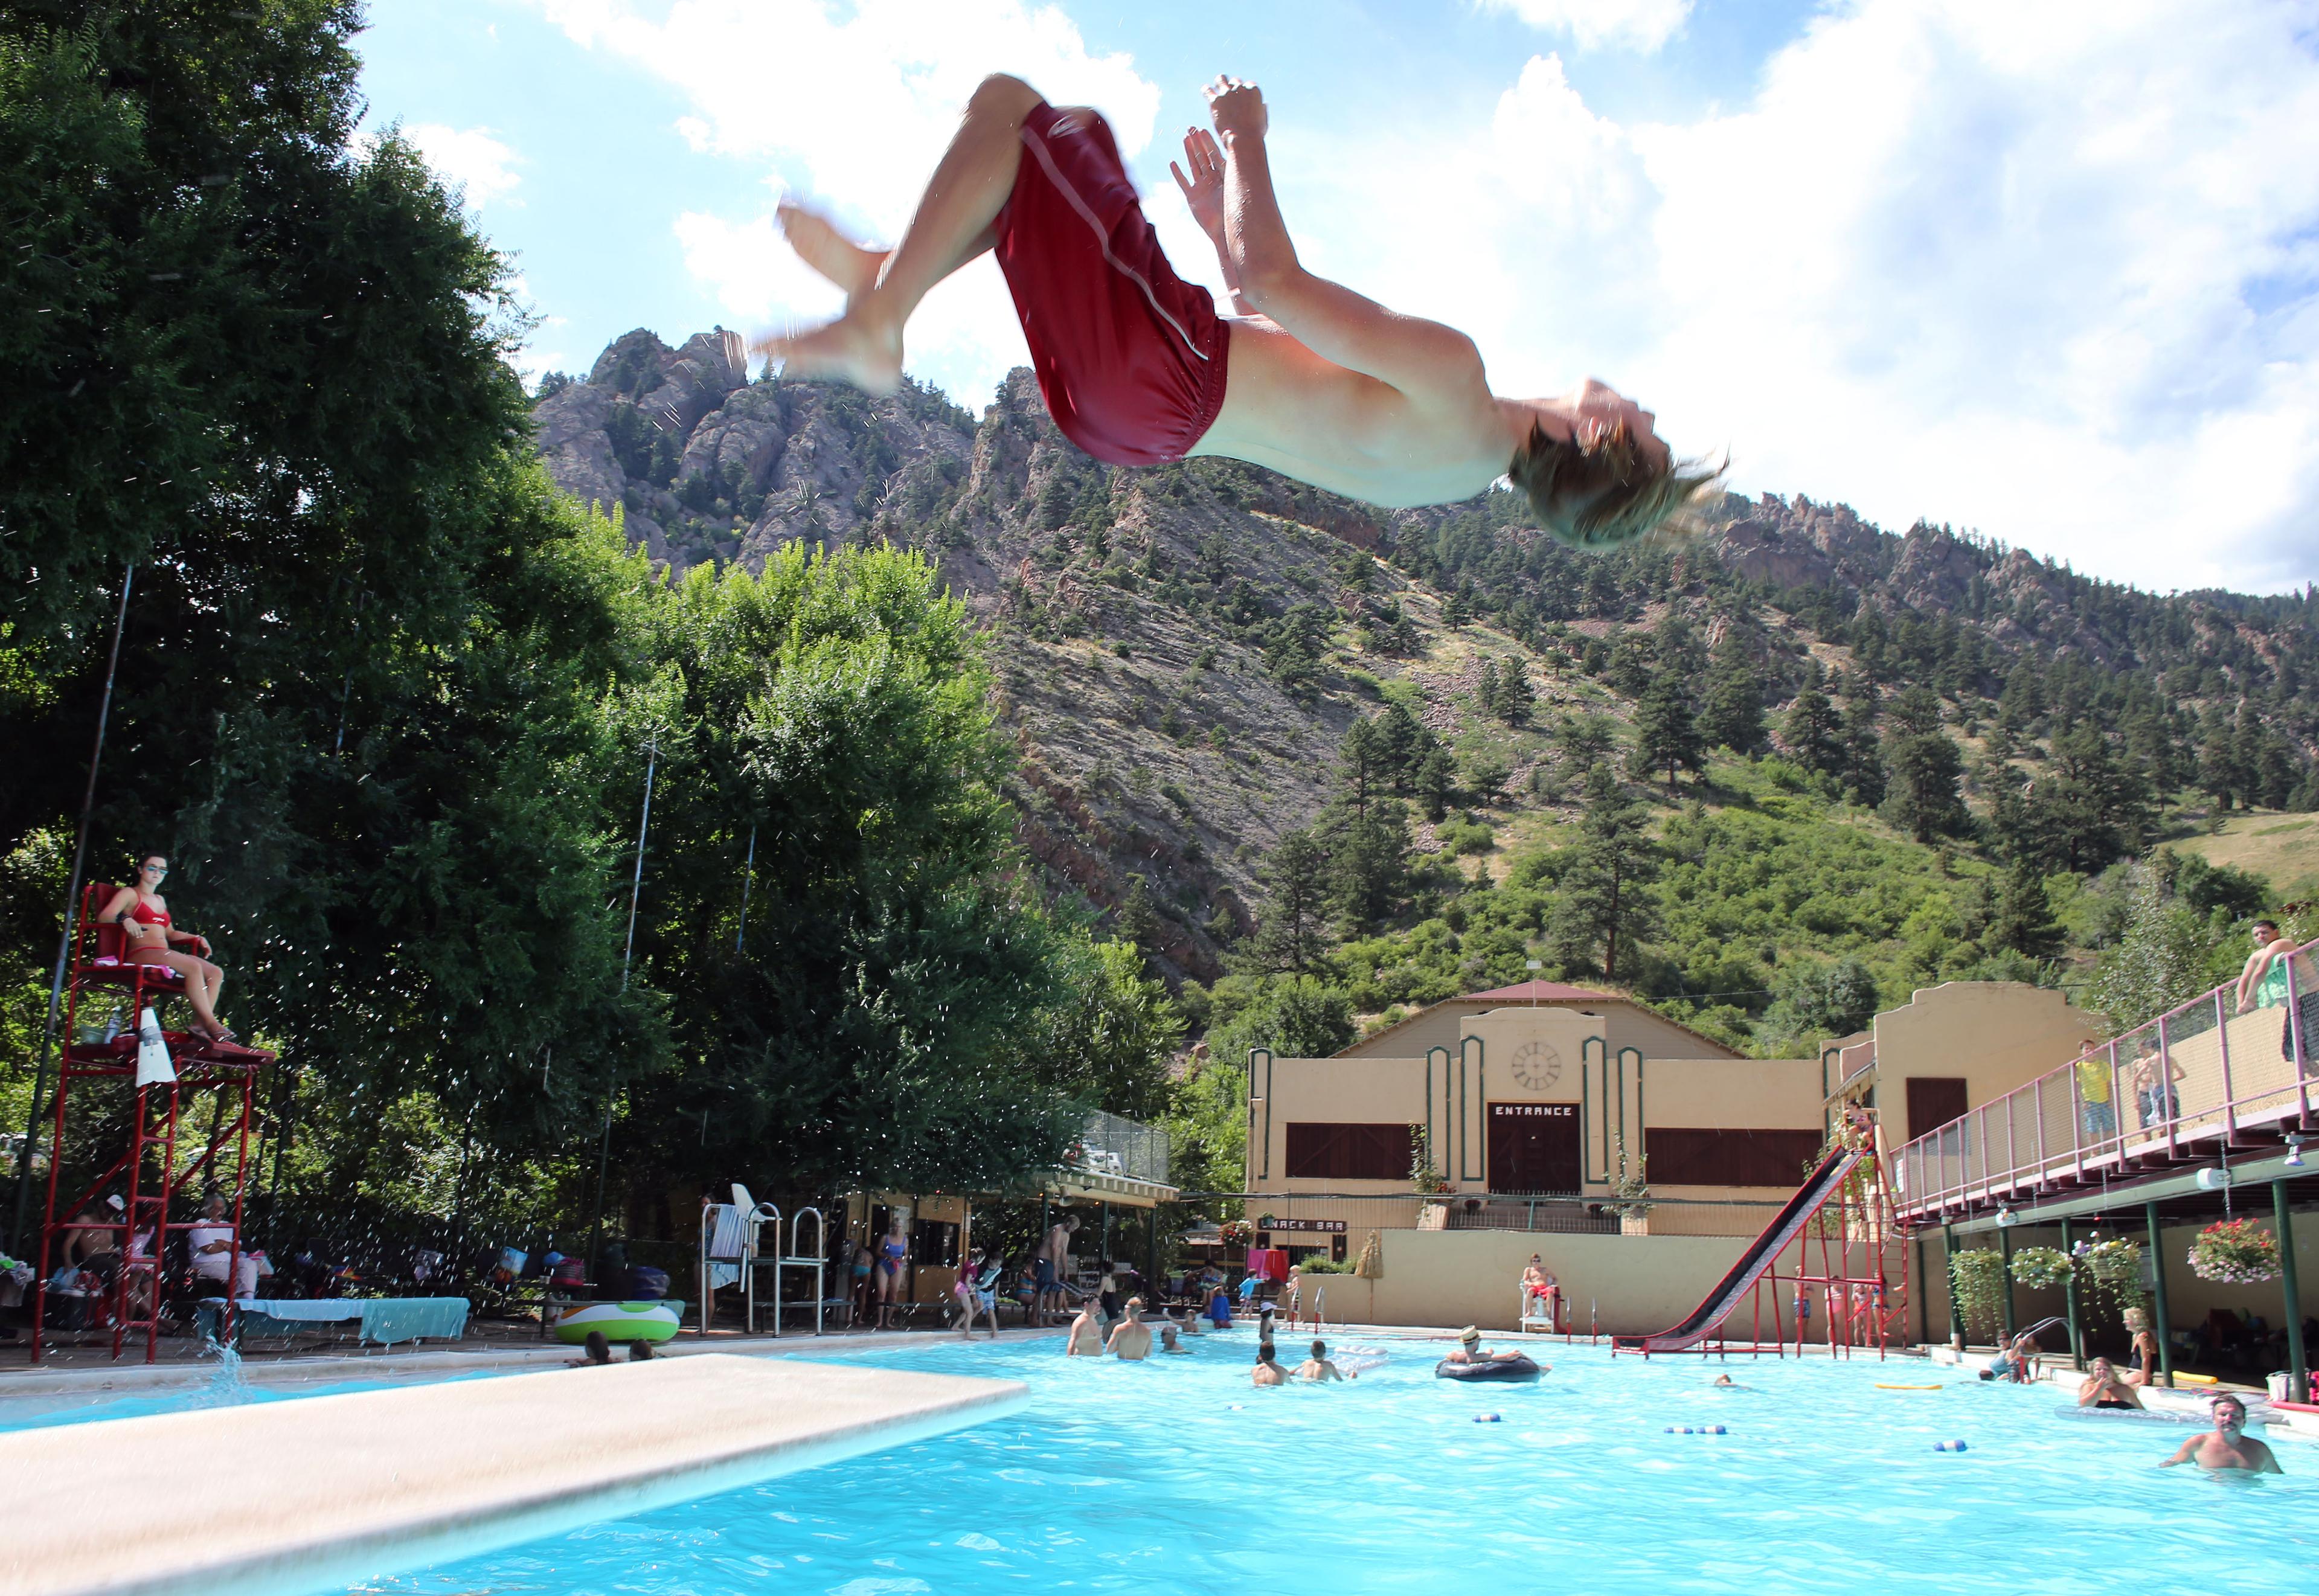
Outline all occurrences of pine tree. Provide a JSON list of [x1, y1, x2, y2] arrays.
[[1443, 587, 1473, 629], [1252, 829, 1330, 974], [1985, 863, 2063, 959], [1416, 747, 1456, 823], [1475, 658, 1501, 716], [1339, 719, 1382, 815], [1782, 681, 1843, 779], [1495, 659, 1536, 725], [1547, 765, 1661, 981], [1838, 675, 1886, 807], [1629, 670, 1704, 792], [1699, 631, 1765, 754], [1325, 801, 1413, 935], [1879, 688, 1967, 842]]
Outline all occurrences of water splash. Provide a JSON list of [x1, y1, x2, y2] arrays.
[[191, 1326, 254, 1409]]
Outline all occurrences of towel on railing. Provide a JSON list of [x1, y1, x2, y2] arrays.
[[702, 1202, 750, 1289]]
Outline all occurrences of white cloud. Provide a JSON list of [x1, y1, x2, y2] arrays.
[[1479, 0, 1692, 54], [405, 123, 525, 208], [530, 0, 1160, 399], [1280, 4, 2319, 592]]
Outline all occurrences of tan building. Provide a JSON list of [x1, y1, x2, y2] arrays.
[[1240, 978, 2095, 1335]]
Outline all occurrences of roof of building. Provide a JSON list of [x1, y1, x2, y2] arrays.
[[1456, 979, 1617, 1005], [1336, 979, 1739, 1060]]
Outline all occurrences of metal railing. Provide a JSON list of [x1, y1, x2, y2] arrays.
[[1071, 1110, 1169, 1187], [1895, 935, 2317, 1219]]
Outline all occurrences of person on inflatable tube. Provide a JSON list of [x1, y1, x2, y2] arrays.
[[1436, 1326, 1546, 1380]]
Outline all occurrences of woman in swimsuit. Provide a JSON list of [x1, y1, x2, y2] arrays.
[[2123, 1307, 2163, 1386], [100, 855, 232, 1042], [875, 1213, 910, 1330], [2076, 1356, 2144, 1410]]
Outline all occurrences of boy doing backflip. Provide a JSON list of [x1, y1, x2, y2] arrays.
[[767, 74, 1711, 548]]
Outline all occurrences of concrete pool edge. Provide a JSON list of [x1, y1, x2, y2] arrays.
[[1, 1354, 1029, 1596]]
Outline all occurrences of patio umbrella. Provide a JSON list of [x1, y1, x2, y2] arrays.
[[1353, 1231, 1383, 1279]]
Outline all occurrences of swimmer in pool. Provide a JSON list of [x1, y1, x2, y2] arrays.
[[1106, 1296, 1154, 1360], [1065, 1296, 1105, 1356], [2162, 1394, 2282, 1473], [1442, 1326, 1541, 1369], [764, 75, 1711, 552], [1295, 1338, 1347, 1382], [1160, 1323, 1190, 1354], [1253, 1341, 1288, 1386], [2077, 1356, 2144, 1411]]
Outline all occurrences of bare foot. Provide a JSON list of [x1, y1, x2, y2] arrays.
[[762, 312, 904, 396], [777, 200, 886, 304]]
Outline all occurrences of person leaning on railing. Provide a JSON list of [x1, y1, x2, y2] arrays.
[[2236, 918, 2319, 1076]]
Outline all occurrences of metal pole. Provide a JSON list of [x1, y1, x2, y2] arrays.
[[1915, 1237, 1931, 1347], [1999, 1226, 2016, 1341], [735, 824, 756, 955], [1943, 1223, 1965, 1347], [2060, 1217, 2082, 1371], [588, 736, 660, 1269], [9, 564, 135, 1257], [2144, 1199, 2175, 1389], [2276, 1180, 2306, 1405]]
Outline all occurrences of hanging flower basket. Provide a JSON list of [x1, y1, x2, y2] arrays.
[[1950, 1248, 2007, 1339], [2188, 1219, 2279, 1285], [2007, 1246, 2073, 1290], [2076, 1237, 2146, 1317], [1217, 1219, 1254, 1249]]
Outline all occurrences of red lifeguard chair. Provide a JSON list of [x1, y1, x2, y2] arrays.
[[28, 882, 274, 1364]]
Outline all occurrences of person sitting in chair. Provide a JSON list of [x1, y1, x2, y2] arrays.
[[101, 855, 235, 1044], [185, 1191, 261, 1299]]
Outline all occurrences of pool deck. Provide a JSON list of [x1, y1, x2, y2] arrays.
[[0, 1351, 1029, 1596]]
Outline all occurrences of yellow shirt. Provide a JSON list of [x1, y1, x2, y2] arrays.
[[2076, 1059, 2111, 1103]]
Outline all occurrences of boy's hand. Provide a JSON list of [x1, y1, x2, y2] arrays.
[[1170, 127, 1227, 242], [1204, 75, 1267, 143]]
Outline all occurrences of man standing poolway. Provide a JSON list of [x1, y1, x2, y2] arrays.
[[1035, 1213, 1079, 1327], [765, 74, 1713, 552], [1106, 1297, 1154, 1360]]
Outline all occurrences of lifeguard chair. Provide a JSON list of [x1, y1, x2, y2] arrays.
[[696, 1185, 831, 1338], [30, 882, 274, 1363]]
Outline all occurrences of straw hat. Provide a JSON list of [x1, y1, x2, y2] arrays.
[[1458, 1325, 1481, 1344]]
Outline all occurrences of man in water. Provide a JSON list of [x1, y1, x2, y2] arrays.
[[1106, 1296, 1154, 1360], [1063, 1293, 1105, 1356], [2077, 1356, 2143, 1409], [1252, 1341, 1288, 1386], [1034, 1213, 1079, 1327], [1442, 1326, 1542, 1369], [1295, 1338, 1347, 1382], [1160, 1323, 1190, 1354], [2162, 1394, 2282, 1473], [766, 75, 1710, 551]]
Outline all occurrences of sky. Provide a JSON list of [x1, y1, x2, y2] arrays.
[[356, 0, 2319, 595]]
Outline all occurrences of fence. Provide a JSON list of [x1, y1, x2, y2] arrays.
[[1172, 1191, 1786, 1246], [1073, 1110, 1169, 1186], [1894, 934, 2317, 1219]]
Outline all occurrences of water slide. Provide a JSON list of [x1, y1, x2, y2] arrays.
[[1611, 1144, 1864, 1354]]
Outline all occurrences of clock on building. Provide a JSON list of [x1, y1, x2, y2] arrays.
[[1509, 1039, 1563, 1091]]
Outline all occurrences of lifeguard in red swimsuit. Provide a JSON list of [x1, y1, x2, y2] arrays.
[[98, 853, 234, 1043], [766, 74, 1713, 549]]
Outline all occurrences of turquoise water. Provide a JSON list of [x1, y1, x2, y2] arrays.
[[330, 1329, 2318, 1596]]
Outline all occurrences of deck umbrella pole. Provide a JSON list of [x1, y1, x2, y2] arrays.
[[1943, 1223, 1965, 1348], [2276, 1180, 2305, 1404], [1999, 1226, 2016, 1341], [2060, 1217, 2082, 1371], [2144, 1200, 2175, 1389]]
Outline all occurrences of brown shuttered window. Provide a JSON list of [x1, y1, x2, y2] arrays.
[[1647, 1127, 1826, 1187], [1284, 1123, 1417, 1181]]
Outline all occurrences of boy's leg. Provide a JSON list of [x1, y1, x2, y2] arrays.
[[767, 73, 1042, 393]]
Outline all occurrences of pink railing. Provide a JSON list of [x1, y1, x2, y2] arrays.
[[1893, 935, 2318, 1219]]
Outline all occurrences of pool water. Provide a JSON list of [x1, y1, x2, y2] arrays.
[[334, 1328, 2319, 1596]]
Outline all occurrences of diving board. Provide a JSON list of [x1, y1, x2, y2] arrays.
[[1, 1353, 1027, 1596]]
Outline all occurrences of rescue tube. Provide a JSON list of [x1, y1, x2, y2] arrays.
[[1435, 1354, 1541, 1383], [553, 1300, 684, 1345], [1876, 1383, 1944, 1390]]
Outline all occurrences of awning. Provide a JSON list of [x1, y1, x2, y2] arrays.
[[1042, 1171, 1179, 1210]]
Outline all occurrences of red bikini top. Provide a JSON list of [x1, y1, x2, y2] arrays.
[[129, 897, 169, 928]]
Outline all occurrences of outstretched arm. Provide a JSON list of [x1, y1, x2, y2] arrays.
[[1172, 128, 1259, 318], [1204, 76, 1486, 400]]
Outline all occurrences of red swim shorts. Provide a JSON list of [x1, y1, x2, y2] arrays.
[[994, 102, 1231, 467]]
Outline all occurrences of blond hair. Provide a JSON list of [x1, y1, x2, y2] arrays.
[[1508, 420, 1719, 552]]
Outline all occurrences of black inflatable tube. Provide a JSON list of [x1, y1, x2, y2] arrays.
[[1435, 1354, 1541, 1382]]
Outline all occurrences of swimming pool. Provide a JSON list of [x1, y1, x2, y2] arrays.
[[315, 1328, 2318, 1596]]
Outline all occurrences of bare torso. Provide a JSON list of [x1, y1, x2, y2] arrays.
[[1191, 320, 1515, 508]]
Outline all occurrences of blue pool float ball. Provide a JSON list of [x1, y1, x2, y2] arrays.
[[1474, 1413, 1501, 1423], [1936, 1439, 1968, 1452]]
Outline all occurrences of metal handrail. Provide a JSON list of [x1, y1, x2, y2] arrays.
[[1894, 934, 2317, 1219]]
